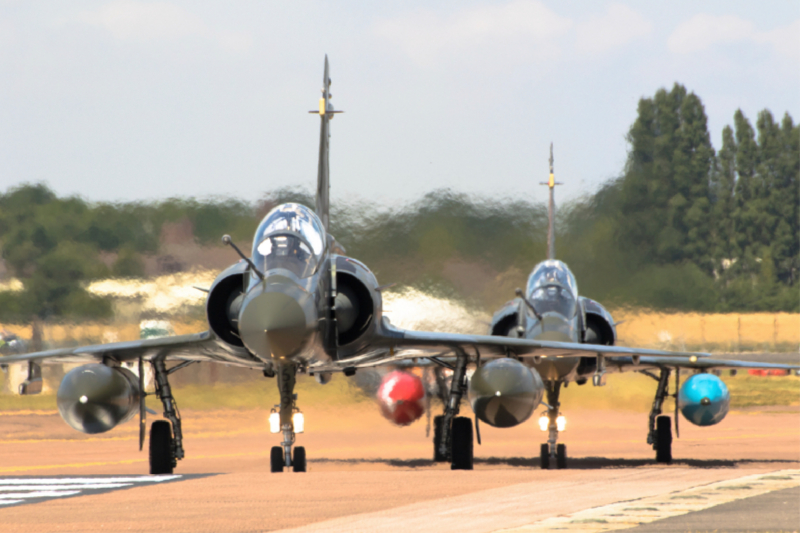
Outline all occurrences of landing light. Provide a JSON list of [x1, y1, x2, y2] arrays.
[[556, 415, 566, 431], [293, 412, 305, 433], [269, 412, 280, 434], [538, 416, 548, 431]]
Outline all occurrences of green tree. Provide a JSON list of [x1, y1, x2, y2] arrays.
[[711, 125, 738, 278], [618, 84, 715, 273], [771, 113, 799, 285], [0, 184, 112, 321], [731, 110, 760, 277], [112, 245, 146, 278]]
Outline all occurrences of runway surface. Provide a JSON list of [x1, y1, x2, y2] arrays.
[[0, 403, 798, 532]]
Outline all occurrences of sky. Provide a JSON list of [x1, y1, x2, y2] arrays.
[[0, 1, 798, 208]]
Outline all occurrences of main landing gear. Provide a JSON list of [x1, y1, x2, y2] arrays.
[[270, 362, 306, 473], [539, 380, 567, 469], [432, 349, 473, 470], [645, 367, 674, 464], [149, 358, 186, 475]]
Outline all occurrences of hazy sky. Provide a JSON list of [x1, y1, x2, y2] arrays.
[[1, 1, 798, 208]]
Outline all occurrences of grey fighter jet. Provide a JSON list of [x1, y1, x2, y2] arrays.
[[2, 58, 795, 475], [458, 143, 800, 469]]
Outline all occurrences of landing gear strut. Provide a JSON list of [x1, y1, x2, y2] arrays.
[[271, 362, 306, 473], [540, 380, 567, 469], [150, 358, 185, 475], [431, 367, 449, 462], [645, 367, 673, 464], [435, 348, 473, 470]]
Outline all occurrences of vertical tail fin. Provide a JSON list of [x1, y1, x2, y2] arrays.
[[539, 143, 561, 260], [309, 55, 342, 231]]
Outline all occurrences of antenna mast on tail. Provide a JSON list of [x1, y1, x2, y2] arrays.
[[539, 143, 562, 260], [309, 55, 343, 231]]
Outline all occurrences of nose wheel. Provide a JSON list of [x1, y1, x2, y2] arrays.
[[271, 445, 306, 472], [270, 363, 306, 473], [292, 446, 307, 472], [540, 381, 567, 469], [270, 446, 283, 472]]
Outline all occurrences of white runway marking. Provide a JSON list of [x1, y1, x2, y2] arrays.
[[0, 475, 181, 508]]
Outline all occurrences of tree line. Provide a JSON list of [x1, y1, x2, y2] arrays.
[[0, 83, 797, 322]]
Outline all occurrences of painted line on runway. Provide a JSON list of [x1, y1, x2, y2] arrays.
[[495, 469, 800, 532], [0, 475, 182, 508]]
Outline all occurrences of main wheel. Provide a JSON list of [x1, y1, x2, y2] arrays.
[[450, 416, 473, 470], [270, 446, 284, 473], [540, 443, 549, 469], [655, 415, 672, 464], [433, 415, 447, 462], [292, 446, 307, 473], [556, 443, 567, 469], [149, 420, 174, 475]]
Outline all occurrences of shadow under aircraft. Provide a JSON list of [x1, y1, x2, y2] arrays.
[[4, 57, 797, 475]]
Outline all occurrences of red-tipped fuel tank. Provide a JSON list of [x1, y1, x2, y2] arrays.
[[376, 370, 426, 426]]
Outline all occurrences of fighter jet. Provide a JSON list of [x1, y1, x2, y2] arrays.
[[2, 58, 794, 475], [445, 143, 800, 469]]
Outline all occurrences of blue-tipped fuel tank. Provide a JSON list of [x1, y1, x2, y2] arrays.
[[468, 358, 544, 428], [678, 373, 730, 426]]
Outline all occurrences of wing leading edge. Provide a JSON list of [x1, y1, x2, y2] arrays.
[[0, 331, 263, 369], [376, 321, 710, 360]]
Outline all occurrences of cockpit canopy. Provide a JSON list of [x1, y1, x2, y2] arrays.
[[251, 203, 326, 280], [526, 260, 578, 317]]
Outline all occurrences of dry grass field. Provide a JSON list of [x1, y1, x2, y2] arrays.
[[2, 311, 798, 353], [613, 310, 800, 352]]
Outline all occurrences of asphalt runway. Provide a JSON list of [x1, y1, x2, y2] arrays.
[[0, 403, 798, 532]]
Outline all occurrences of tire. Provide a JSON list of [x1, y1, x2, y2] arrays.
[[556, 443, 567, 469], [655, 415, 672, 464], [149, 420, 174, 475], [292, 446, 307, 473], [270, 446, 284, 473], [450, 416, 473, 470], [540, 443, 549, 469], [433, 415, 447, 462]]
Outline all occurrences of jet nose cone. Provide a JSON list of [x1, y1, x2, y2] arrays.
[[534, 314, 574, 343], [238, 287, 315, 360]]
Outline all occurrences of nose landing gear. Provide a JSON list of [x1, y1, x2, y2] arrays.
[[270, 362, 306, 473], [539, 380, 567, 469]]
